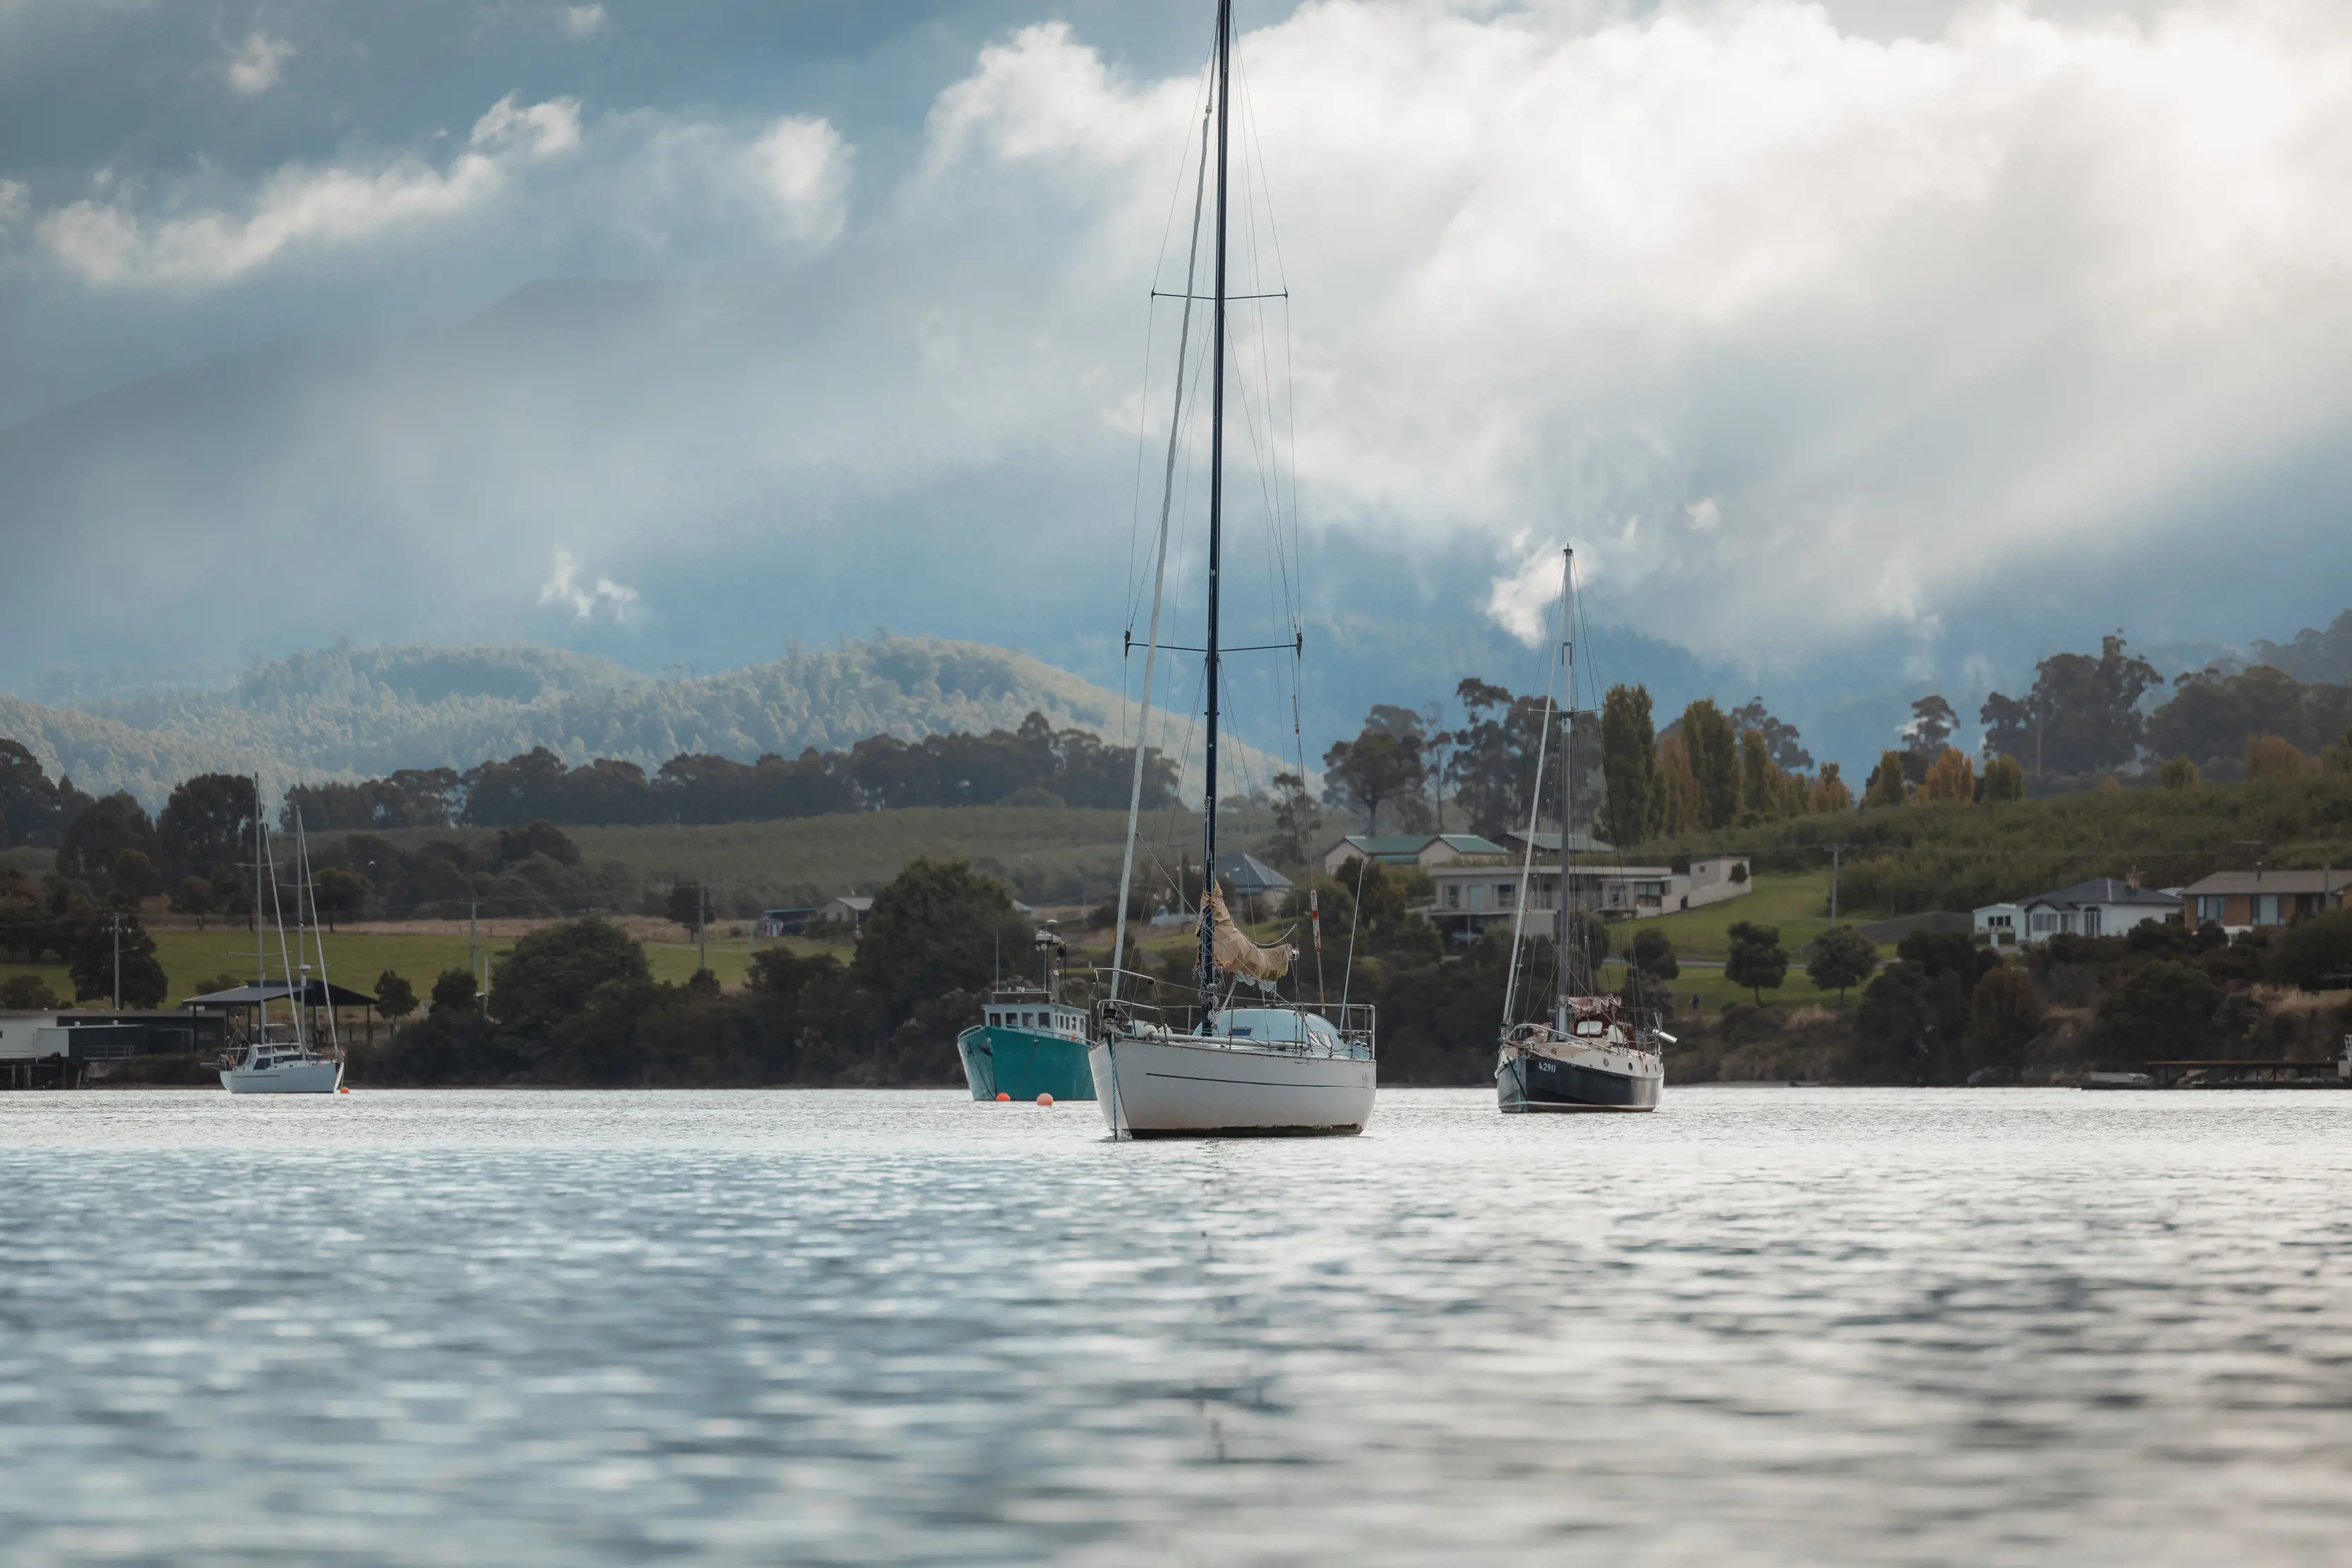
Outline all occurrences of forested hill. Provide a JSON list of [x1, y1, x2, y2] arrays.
[[4, 635, 1202, 810]]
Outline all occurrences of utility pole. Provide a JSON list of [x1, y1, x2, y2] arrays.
[[469, 899, 484, 1012], [697, 885, 708, 976], [111, 912, 121, 1010], [1821, 842, 1851, 923]]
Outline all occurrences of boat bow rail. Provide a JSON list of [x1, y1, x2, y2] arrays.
[[1097, 996, 1375, 1060]]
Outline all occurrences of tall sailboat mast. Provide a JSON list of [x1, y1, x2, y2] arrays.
[[1555, 548, 1575, 1024], [1196, 0, 1232, 998]]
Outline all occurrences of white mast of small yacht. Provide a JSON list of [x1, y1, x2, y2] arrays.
[[292, 807, 339, 1053], [262, 808, 304, 1051], [1556, 548, 1578, 1028], [1111, 102, 1213, 1005], [1501, 549, 1569, 1029]]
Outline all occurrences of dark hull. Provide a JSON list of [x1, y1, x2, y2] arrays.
[[1497, 1051, 1660, 1112]]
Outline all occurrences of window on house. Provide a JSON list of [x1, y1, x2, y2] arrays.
[[1444, 885, 1460, 910], [2031, 912, 2057, 933], [1496, 884, 1515, 908], [2255, 894, 2283, 926], [2196, 896, 2224, 925]]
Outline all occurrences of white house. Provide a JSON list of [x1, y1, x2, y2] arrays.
[[1423, 854, 1750, 942], [1974, 878, 2180, 946], [813, 894, 873, 928]]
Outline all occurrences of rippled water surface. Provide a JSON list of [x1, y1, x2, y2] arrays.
[[5, 1087, 2351, 1565]]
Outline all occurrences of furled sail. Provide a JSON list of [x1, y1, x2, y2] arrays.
[[1204, 886, 1294, 982]]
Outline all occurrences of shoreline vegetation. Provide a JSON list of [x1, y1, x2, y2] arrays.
[[9, 621, 2352, 1090]]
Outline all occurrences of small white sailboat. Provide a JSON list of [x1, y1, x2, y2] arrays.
[[221, 1032, 343, 1095], [220, 803, 347, 1096], [1090, 0, 1375, 1137], [1495, 550, 1666, 1113]]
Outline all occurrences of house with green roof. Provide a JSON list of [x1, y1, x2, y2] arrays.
[[1319, 832, 1508, 876]]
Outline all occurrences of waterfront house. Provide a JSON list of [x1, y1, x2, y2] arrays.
[[1973, 878, 2181, 946], [1423, 854, 1751, 943], [755, 906, 817, 937], [1319, 832, 1508, 875], [2177, 870, 2350, 935]]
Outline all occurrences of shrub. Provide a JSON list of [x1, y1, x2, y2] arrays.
[[1724, 921, 1787, 1004], [429, 967, 477, 1014], [2159, 755, 2200, 791], [2245, 734, 2305, 782], [1963, 965, 2044, 1075], [0, 973, 59, 1009], [1918, 748, 1977, 803], [488, 916, 650, 1034], [375, 970, 418, 1019], [1805, 926, 1878, 1001], [1983, 755, 2026, 802], [2269, 911, 2352, 991], [2091, 959, 2222, 1063]]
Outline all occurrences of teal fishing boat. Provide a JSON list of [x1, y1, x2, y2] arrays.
[[956, 987, 1096, 1102]]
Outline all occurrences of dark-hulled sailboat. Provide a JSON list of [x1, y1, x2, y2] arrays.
[[1496, 549, 1667, 1113]]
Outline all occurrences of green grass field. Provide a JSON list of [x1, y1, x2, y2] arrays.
[[0, 924, 813, 1010], [362, 802, 1269, 911]]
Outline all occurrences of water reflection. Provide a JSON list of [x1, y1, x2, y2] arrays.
[[3, 1088, 2349, 1564]]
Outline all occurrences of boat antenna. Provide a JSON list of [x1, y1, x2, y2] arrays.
[[1195, 0, 1231, 1004], [1500, 551, 1567, 1028], [1111, 96, 1212, 1006]]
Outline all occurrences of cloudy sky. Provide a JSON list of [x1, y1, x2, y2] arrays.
[[1, 0, 2348, 767]]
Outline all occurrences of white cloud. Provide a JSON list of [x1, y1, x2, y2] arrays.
[[35, 94, 581, 287], [24, 91, 864, 289], [538, 548, 639, 621], [226, 30, 294, 96], [745, 116, 850, 246], [0, 179, 27, 234], [559, 5, 607, 40], [908, 2, 2352, 662]]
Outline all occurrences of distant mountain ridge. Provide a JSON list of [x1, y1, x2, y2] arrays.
[[2, 635, 1224, 810]]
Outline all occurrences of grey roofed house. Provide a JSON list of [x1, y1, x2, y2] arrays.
[[1213, 851, 1292, 901], [813, 894, 874, 926], [1974, 878, 2180, 946]]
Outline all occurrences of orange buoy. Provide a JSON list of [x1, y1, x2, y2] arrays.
[[996, 1091, 1011, 1102], [1037, 1093, 1054, 1107]]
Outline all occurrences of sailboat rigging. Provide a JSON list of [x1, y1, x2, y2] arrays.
[[1090, 0, 1375, 1137]]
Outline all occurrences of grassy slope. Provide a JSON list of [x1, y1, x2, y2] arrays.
[[0, 926, 816, 1010], [1096, 868, 1884, 1016], [1637, 773, 2352, 914]]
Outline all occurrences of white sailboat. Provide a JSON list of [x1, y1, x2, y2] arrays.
[[1494, 550, 1666, 1113], [220, 803, 346, 1096], [1090, 0, 1375, 1137]]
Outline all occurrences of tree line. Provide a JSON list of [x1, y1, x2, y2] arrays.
[[282, 713, 1177, 832], [1301, 630, 2352, 856]]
